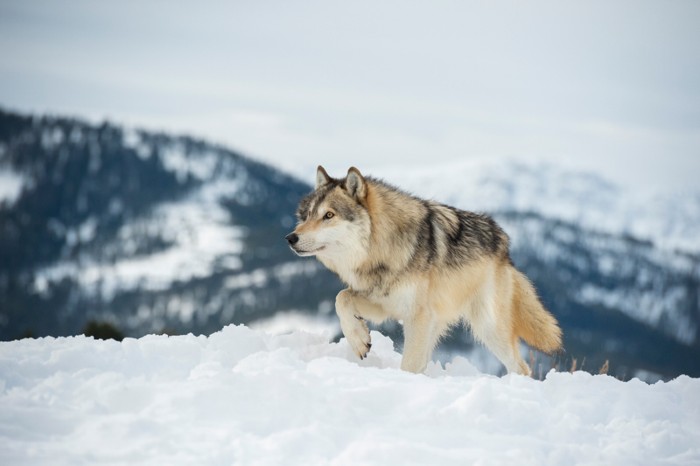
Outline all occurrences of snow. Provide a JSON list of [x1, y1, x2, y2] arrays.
[[1, 325, 698, 465], [40, 126, 64, 150], [224, 261, 324, 291], [122, 127, 151, 159], [0, 165, 25, 206], [248, 310, 340, 336], [64, 217, 98, 246], [123, 131, 222, 181], [498, 215, 699, 345], [34, 175, 246, 299], [160, 141, 221, 182], [578, 284, 695, 344]]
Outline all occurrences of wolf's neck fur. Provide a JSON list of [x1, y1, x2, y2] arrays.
[[327, 180, 424, 295]]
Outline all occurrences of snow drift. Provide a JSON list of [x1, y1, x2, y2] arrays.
[[1, 325, 698, 465]]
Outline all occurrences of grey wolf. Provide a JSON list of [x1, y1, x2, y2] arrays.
[[286, 166, 562, 375]]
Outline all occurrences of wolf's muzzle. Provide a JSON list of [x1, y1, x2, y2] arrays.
[[285, 233, 299, 246]]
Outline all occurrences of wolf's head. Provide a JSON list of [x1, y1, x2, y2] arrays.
[[286, 166, 371, 264]]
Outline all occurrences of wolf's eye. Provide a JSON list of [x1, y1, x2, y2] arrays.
[[323, 211, 335, 220]]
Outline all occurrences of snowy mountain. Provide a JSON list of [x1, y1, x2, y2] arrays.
[[1, 108, 698, 381], [1, 325, 699, 465], [0, 109, 342, 339]]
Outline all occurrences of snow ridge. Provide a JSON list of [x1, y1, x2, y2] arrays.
[[33, 140, 248, 299], [1, 325, 698, 465]]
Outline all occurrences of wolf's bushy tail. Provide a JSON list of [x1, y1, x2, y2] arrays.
[[512, 269, 562, 354]]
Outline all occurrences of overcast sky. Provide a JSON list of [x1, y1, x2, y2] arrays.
[[1, 0, 698, 191]]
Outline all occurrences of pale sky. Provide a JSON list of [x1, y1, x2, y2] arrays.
[[1, 0, 699, 191]]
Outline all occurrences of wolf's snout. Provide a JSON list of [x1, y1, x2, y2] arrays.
[[285, 233, 299, 246]]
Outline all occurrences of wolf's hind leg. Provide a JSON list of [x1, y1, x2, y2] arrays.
[[401, 308, 443, 373], [471, 323, 531, 376], [468, 303, 531, 376], [335, 289, 386, 360]]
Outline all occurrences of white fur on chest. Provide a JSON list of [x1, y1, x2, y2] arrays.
[[369, 282, 419, 320]]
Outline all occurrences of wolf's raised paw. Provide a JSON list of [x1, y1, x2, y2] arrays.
[[341, 315, 371, 360]]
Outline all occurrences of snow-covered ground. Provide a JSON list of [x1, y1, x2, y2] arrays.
[[1, 325, 698, 465]]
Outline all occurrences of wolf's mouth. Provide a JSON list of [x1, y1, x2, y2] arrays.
[[291, 245, 326, 256]]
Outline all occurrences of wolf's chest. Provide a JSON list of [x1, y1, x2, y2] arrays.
[[366, 283, 419, 319]]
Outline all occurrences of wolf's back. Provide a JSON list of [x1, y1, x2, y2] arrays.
[[511, 268, 563, 354]]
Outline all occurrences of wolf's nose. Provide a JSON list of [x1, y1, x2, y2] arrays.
[[285, 233, 299, 245]]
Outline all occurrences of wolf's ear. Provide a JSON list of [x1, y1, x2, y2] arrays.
[[346, 167, 367, 200], [316, 165, 332, 190]]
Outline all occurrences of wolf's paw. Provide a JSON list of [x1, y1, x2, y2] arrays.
[[341, 316, 372, 360]]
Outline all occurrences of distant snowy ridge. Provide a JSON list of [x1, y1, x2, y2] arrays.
[[499, 215, 699, 346], [1, 325, 698, 465], [373, 159, 700, 254], [34, 179, 245, 298], [34, 132, 249, 298]]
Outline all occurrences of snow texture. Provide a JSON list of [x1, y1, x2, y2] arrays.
[[33, 140, 247, 298], [498, 215, 699, 346], [0, 164, 24, 206], [34, 183, 244, 298], [1, 325, 698, 465]]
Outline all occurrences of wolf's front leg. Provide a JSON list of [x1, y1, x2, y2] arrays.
[[401, 309, 441, 373], [335, 289, 386, 360]]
